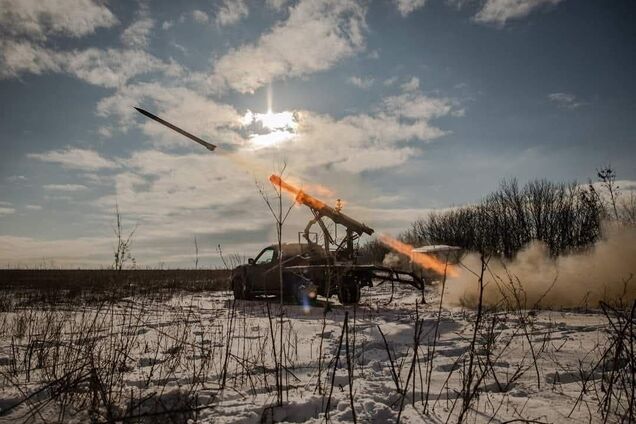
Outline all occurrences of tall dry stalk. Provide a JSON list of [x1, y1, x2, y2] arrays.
[[113, 203, 137, 272], [256, 162, 295, 407], [457, 254, 489, 423], [424, 255, 449, 413]]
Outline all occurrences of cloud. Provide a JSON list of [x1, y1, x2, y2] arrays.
[[0, 40, 61, 76], [7, 175, 28, 182], [445, 0, 475, 10], [215, 0, 249, 26], [25, 204, 42, 210], [43, 184, 88, 191], [383, 91, 459, 120], [192, 10, 210, 24], [0, 207, 16, 216], [384, 76, 398, 86], [0, 235, 114, 266], [161, 20, 174, 30], [96, 82, 244, 143], [63, 48, 182, 87], [90, 150, 273, 249], [548, 92, 586, 109], [0, 0, 118, 40], [400, 76, 420, 92], [475, 0, 564, 25], [394, 0, 427, 17], [348, 75, 374, 89], [0, 40, 183, 87], [121, 17, 154, 49], [210, 0, 367, 93], [91, 88, 461, 257], [258, 91, 460, 173], [98, 86, 459, 175], [28, 148, 118, 171]]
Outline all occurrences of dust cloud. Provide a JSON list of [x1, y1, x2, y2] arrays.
[[383, 252, 402, 268], [445, 224, 636, 309]]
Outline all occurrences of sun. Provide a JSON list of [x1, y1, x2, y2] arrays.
[[258, 110, 297, 130], [241, 109, 299, 149]]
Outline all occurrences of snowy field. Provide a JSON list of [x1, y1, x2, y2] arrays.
[[0, 282, 631, 423]]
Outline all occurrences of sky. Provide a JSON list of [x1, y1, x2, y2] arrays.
[[0, 0, 634, 268]]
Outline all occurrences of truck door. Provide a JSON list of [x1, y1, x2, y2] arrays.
[[246, 247, 278, 295]]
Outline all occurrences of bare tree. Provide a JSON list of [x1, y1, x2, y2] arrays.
[[598, 166, 620, 220], [406, 178, 604, 259]]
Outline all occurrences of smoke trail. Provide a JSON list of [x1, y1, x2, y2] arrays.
[[446, 224, 636, 309]]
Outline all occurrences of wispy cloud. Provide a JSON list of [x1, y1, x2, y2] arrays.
[[28, 148, 118, 171], [475, 0, 564, 26], [0, 235, 113, 267], [43, 184, 88, 192], [192, 10, 209, 24], [0, 207, 16, 216], [0, 0, 118, 40], [215, 0, 249, 27], [400, 76, 420, 92], [0, 40, 183, 87], [348, 75, 374, 89], [96, 82, 243, 142], [394, 0, 427, 17], [121, 17, 154, 49], [210, 0, 367, 93], [548, 92, 586, 109], [384, 76, 398, 86], [270, 91, 461, 173]]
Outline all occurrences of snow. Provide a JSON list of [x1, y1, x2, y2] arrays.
[[0, 282, 623, 423]]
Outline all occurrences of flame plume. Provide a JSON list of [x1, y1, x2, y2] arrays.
[[379, 234, 458, 277], [269, 174, 332, 209]]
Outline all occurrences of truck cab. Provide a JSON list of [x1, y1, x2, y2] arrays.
[[231, 243, 323, 302]]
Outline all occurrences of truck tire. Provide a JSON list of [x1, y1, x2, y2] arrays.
[[338, 282, 361, 305], [232, 274, 250, 300]]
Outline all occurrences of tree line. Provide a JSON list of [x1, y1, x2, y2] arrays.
[[361, 167, 634, 262]]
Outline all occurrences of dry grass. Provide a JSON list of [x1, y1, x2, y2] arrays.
[[0, 266, 632, 423]]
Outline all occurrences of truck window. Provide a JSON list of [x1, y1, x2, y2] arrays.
[[255, 247, 275, 265]]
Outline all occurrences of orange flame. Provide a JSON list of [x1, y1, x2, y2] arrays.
[[379, 234, 458, 277], [269, 174, 330, 210]]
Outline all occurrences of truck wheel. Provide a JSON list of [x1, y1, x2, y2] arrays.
[[338, 283, 361, 305], [232, 275, 249, 300]]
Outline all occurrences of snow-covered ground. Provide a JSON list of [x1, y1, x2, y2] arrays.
[[0, 282, 625, 423]]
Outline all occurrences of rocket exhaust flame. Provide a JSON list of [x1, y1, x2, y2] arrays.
[[379, 234, 458, 277], [269, 174, 327, 210], [269, 174, 374, 236]]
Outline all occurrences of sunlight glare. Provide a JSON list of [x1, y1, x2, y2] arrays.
[[241, 109, 299, 149]]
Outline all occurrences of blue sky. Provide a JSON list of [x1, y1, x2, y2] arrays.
[[0, 0, 634, 267]]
